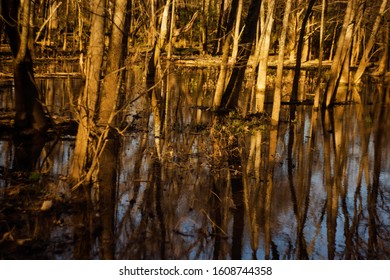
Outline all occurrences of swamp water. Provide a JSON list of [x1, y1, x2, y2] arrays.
[[0, 67, 389, 259]]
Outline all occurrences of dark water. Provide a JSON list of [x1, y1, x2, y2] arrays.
[[0, 67, 389, 259]]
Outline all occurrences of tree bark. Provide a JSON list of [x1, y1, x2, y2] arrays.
[[313, 0, 326, 109], [271, 0, 292, 126], [1, 0, 50, 171], [70, 0, 106, 182], [1, 0, 49, 134], [200, 0, 210, 54], [324, 0, 356, 107], [98, 0, 129, 125], [146, 0, 171, 90], [353, 0, 388, 84], [213, 35, 233, 109], [291, 0, 316, 103], [254, 0, 275, 113], [231, 0, 244, 62], [219, 0, 262, 111], [146, 0, 171, 159]]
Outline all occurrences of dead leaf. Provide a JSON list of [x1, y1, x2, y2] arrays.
[[41, 200, 53, 211]]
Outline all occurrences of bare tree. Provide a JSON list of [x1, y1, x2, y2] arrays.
[[271, 0, 292, 126], [291, 0, 316, 104], [70, 0, 106, 182], [1, 0, 50, 171], [324, 0, 356, 107], [253, 0, 275, 113], [353, 0, 389, 84], [218, 0, 262, 111]]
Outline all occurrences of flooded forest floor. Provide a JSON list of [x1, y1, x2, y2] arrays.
[[1, 54, 390, 259]]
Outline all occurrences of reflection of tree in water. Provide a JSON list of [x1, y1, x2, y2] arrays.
[[1, 72, 389, 259]]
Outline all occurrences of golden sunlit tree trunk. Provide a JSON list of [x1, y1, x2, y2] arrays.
[[98, 0, 128, 125], [212, 0, 240, 109], [231, 0, 243, 62], [271, 0, 292, 126], [70, 0, 106, 182], [167, 0, 176, 59], [353, 0, 388, 84], [71, 0, 131, 186], [146, 0, 171, 159], [97, 0, 129, 259], [313, 0, 326, 109], [254, 0, 275, 113], [374, 22, 389, 76], [213, 35, 233, 109], [291, 0, 316, 104], [324, 0, 356, 107]]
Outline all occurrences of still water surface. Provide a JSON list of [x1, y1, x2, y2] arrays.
[[0, 68, 389, 259]]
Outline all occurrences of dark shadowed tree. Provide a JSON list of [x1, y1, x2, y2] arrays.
[[218, 0, 262, 111], [1, 0, 50, 171]]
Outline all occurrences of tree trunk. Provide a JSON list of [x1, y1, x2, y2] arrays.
[[213, 0, 225, 54], [200, 0, 210, 54], [324, 0, 356, 107], [213, 0, 241, 109], [146, 0, 171, 89], [213, 0, 239, 55], [167, 0, 176, 59], [291, 0, 316, 103], [254, 0, 275, 113], [271, 0, 292, 126], [1, 0, 49, 134], [70, 0, 106, 182], [313, 0, 326, 109], [231, 0, 244, 62], [1, 0, 50, 171], [353, 0, 388, 84], [98, 0, 129, 125], [146, 0, 171, 159], [219, 0, 262, 111], [213, 35, 233, 109], [374, 22, 389, 76]]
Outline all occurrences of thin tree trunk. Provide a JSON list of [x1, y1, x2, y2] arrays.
[[63, 0, 69, 50], [271, 0, 292, 126], [231, 0, 244, 62], [219, 0, 262, 111], [291, 0, 316, 103], [212, 0, 241, 109], [167, 0, 176, 59], [200, 0, 210, 54], [254, 0, 275, 113], [324, 0, 356, 107], [313, 0, 326, 109], [353, 0, 388, 84], [146, 0, 171, 89], [374, 22, 389, 76], [146, 0, 171, 159], [213, 0, 225, 54]]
